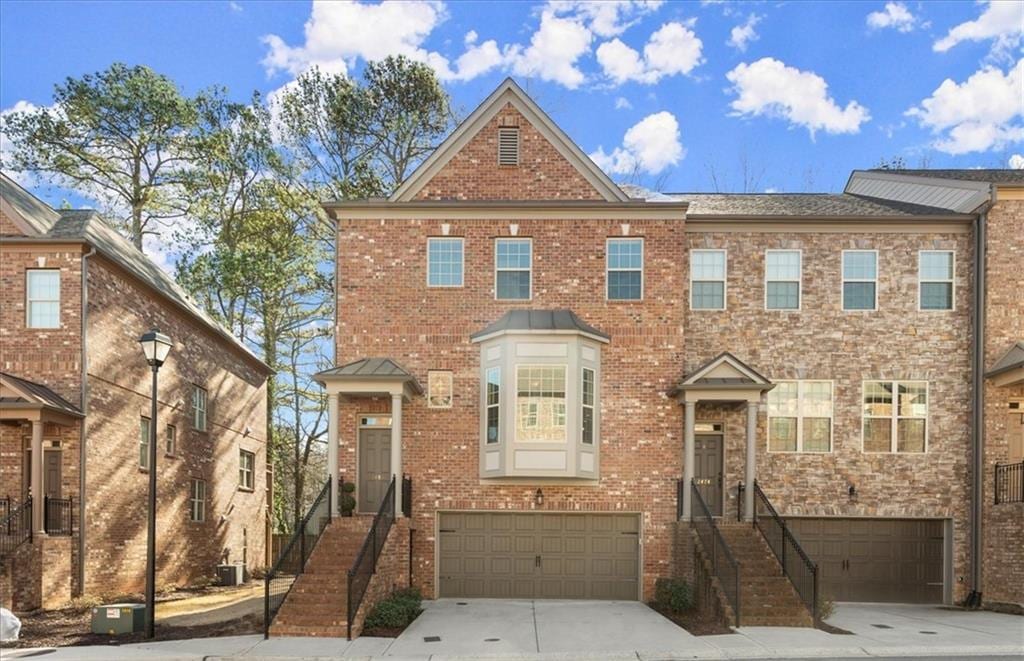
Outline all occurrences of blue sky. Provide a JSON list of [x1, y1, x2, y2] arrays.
[[2, 0, 1023, 201]]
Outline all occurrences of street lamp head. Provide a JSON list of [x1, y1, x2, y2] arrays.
[[139, 329, 172, 367]]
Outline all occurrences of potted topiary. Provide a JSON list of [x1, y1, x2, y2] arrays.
[[339, 481, 356, 517]]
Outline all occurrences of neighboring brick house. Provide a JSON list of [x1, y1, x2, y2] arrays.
[[301, 80, 1024, 622], [0, 174, 273, 610]]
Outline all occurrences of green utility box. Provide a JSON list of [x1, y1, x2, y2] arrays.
[[91, 603, 145, 635]]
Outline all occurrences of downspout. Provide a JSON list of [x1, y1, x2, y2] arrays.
[[967, 190, 994, 608], [79, 244, 96, 595]]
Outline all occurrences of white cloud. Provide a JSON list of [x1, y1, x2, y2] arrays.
[[506, 8, 593, 88], [1010, 154, 1024, 169], [596, 21, 703, 84], [614, 96, 633, 110], [727, 14, 760, 51], [906, 59, 1024, 155], [589, 111, 683, 175], [933, 0, 1023, 59], [548, 0, 665, 38], [726, 57, 871, 137], [1, 100, 53, 186], [228, 1, 243, 12], [464, 30, 478, 45], [866, 2, 917, 32]]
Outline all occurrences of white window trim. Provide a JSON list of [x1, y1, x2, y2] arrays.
[[239, 449, 255, 490], [139, 417, 151, 470], [26, 269, 60, 329], [427, 370, 454, 409], [426, 236, 465, 288], [861, 379, 929, 454], [514, 363, 569, 443], [605, 237, 644, 302], [918, 250, 955, 312], [841, 249, 878, 312], [190, 479, 206, 522], [582, 367, 595, 445], [494, 237, 532, 301], [192, 385, 208, 432], [485, 366, 500, 445], [165, 424, 176, 456], [766, 380, 834, 453], [690, 248, 727, 311], [764, 249, 802, 311]]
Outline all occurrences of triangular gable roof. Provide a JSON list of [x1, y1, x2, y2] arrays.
[[315, 357, 424, 395], [987, 341, 1024, 378], [672, 352, 773, 394], [390, 78, 628, 203], [0, 371, 84, 418], [1, 173, 60, 235]]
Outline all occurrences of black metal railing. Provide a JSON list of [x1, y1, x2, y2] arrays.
[[402, 474, 412, 518], [691, 480, 740, 627], [0, 497, 32, 558], [752, 481, 818, 623], [44, 496, 74, 536], [995, 461, 1023, 504], [347, 476, 395, 640], [676, 477, 685, 520], [264, 478, 332, 637]]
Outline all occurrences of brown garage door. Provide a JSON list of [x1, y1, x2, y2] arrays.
[[787, 518, 944, 603], [438, 512, 639, 600]]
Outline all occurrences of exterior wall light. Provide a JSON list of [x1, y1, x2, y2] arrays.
[[535, 488, 544, 507]]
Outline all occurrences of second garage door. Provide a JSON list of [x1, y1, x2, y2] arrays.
[[787, 518, 944, 603], [438, 512, 640, 600]]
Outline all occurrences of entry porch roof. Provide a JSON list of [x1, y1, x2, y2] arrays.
[[314, 358, 423, 400], [0, 372, 83, 425]]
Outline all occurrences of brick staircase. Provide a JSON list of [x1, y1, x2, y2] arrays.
[[717, 523, 813, 627], [268, 517, 371, 637]]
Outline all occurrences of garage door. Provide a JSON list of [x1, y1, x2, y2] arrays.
[[438, 512, 639, 600], [787, 518, 944, 603]]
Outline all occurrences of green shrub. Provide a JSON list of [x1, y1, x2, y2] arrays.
[[364, 587, 423, 629], [654, 577, 694, 613]]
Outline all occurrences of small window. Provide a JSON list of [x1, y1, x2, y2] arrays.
[[582, 367, 595, 445], [765, 250, 801, 310], [192, 385, 208, 431], [486, 367, 500, 444], [427, 237, 464, 288], [767, 381, 832, 452], [190, 479, 206, 522], [607, 238, 643, 300], [139, 417, 151, 470], [165, 424, 176, 456], [26, 269, 60, 328], [428, 370, 453, 408], [516, 365, 566, 442], [691, 249, 726, 310], [495, 238, 531, 300], [919, 250, 954, 310], [863, 380, 928, 453], [239, 449, 255, 490], [498, 127, 519, 166], [843, 250, 877, 311]]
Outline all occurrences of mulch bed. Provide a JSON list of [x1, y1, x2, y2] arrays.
[[361, 608, 423, 638], [648, 602, 732, 636]]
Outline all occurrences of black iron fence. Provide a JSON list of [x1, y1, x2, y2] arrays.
[[0, 497, 32, 558], [0, 496, 10, 520], [347, 476, 395, 640], [401, 475, 412, 518], [691, 479, 741, 627], [264, 478, 332, 637], [44, 496, 74, 536], [995, 461, 1023, 504], [752, 481, 818, 623]]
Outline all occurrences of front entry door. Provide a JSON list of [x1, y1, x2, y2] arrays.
[[358, 428, 392, 514], [694, 434, 723, 516], [22, 448, 62, 499]]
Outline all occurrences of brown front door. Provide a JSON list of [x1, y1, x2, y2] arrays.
[[22, 448, 62, 499], [694, 434, 723, 516], [358, 428, 391, 514]]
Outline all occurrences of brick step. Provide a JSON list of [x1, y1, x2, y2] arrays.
[[289, 583, 350, 594], [268, 623, 348, 638], [741, 614, 814, 627], [282, 592, 349, 606], [273, 612, 349, 627]]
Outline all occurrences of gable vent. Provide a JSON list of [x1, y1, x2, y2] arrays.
[[498, 127, 520, 166]]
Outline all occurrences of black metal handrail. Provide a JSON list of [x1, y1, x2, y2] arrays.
[[995, 461, 1023, 504], [347, 476, 395, 640], [44, 496, 74, 536], [752, 481, 818, 623], [690, 479, 740, 627], [0, 497, 32, 558], [402, 474, 412, 518], [264, 478, 332, 637]]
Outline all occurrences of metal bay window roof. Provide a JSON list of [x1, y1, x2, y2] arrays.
[[470, 309, 610, 343]]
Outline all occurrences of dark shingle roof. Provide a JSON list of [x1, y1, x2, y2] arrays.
[[667, 193, 967, 218], [988, 342, 1024, 377], [470, 309, 610, 342], [0, 175, 60, 234], [869, 169, 1024, 185], [0, 372, 83, 417], [315, 358, 424, 394]]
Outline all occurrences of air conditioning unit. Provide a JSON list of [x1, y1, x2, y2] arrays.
[[216, 563, 245, 586]]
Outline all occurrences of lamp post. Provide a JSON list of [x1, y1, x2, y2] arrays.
[[139, 329, 172, 639]]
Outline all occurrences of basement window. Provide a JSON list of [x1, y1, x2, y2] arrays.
[[498, 127, 520, 166]]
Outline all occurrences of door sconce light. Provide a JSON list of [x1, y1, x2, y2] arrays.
[[534, 488, 544, 507]]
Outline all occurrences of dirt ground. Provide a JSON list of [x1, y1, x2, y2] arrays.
[[648, 602, 734, 636]]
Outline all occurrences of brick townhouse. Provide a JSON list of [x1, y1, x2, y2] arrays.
[[0, 173, 273, 611], [272, 79, 1022, 637]]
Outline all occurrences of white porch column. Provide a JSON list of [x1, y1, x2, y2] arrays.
[[681, 400, 696, 521], [744, 401, 758, 522], [391, 393, 403, 518], [31, 419, 45, 535], [327, 393, 339, 518]]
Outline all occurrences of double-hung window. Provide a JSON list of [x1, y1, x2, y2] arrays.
[[765, 250, 801, 310], [691, 249, 726, 310], [515, 365, 567, 442], [139, 417, 151, 469], [485, 367, 500, 444], [606, 238, 643, 300], [190, 479, 206, 522], [239, 449, 255, 490], [919, 250, 954, 310], [192, 385, 208, 431], [26, 270, 60, 328], [582, 367, 595, 445], [427, 237, 464, 287], [165, 424, 177, 456], [495, 238, 531, 299], [863, 381, 928, 453], [842, 250, 877, 310], [767, 381, 833, 452]]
